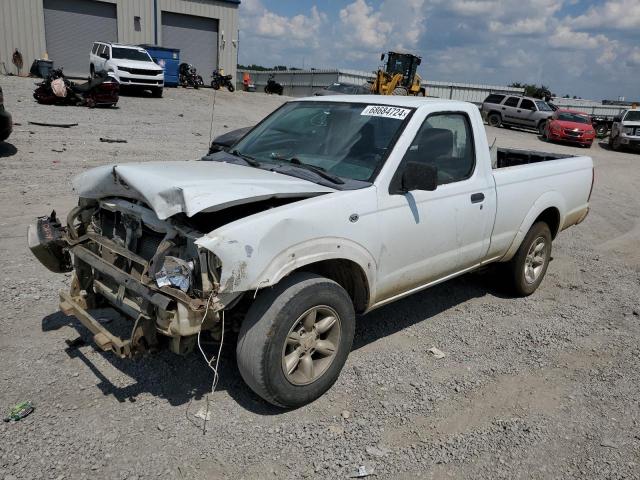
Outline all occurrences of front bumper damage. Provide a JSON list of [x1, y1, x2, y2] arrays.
[[28, 200, 224, 358]]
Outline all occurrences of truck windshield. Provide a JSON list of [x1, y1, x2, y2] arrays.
[[111, 48, 152, 62], [232, 101, 413, 182], [624, 111, 640, 122]]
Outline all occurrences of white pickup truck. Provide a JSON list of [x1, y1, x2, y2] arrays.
[[29, 96, 593, 407]]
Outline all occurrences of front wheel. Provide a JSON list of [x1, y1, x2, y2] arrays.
[[211, 81, 220, 90], [227, 83, 235, 92], [487, 113, 502, 128], [507, 222, 552, 296], [151, 87, 163, 98], [236, 273, 355, 408]]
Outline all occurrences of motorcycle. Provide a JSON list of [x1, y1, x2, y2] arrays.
[[211, 69, 235, 92], [179, 63, 204, 89], [33, 68, 119, 107], [264, 74, 283, 95]]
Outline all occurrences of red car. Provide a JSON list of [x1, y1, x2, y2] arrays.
[[544, 109, 596, 148]]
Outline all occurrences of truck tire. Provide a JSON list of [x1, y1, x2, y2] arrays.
[[508, 221, 552, 297], [488, 113, 502, 128], [151, 87, 163, 98], [538, 121, 547, 137], [595, 123, 608, 137], [236, 272, 355, 408]]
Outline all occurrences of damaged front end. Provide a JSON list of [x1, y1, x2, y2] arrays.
[[28, 198, 224, 358]]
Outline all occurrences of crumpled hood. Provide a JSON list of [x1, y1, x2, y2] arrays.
[[72, 161, 334, 220]]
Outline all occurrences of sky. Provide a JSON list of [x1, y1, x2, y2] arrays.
[[237, 0, 640, 101]]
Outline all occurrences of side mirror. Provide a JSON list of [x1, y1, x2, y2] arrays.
[[416, 58, 421, 66], [380, 53, 385, 61], [613, 116, 621, 123], [401, 162, 437, 192]]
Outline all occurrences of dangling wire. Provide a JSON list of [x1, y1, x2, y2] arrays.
[[208, 87, 218, 145], [196, 291, 225, 434]]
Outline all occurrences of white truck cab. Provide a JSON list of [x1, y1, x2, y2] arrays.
[[90, 42, 164, 97]]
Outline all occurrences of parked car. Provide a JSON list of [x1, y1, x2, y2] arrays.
[[314, 82, 370, 96], [0, 86, 12, 141], [208, 126, 252, 154], [28, 96, 593, 408], [90, 42, 164, 97], [608, 109, 640, 151], [481, 93, 554, 135], [543, 109, 596, 148]]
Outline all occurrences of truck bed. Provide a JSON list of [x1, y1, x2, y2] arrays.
[[494, 147, 574, 169]]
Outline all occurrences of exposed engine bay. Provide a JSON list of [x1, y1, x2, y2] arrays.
[[28, 197, 226, 358]]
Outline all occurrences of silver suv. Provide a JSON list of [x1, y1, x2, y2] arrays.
[[481, 94, 554, 135], [609, 109, 640, 151]]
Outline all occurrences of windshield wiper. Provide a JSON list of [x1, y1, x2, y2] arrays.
[[276, 156, 344, 185], [230, 150, 261, 167]]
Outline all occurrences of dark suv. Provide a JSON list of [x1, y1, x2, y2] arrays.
[[481, 93, 554, 135], [0, 86, 12, 142]]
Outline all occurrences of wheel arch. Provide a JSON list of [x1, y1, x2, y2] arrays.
[[290, 258, 370, 313], [501, 193, 565, 262]]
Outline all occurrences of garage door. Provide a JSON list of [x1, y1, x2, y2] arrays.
[[44, 0, 117, 77], [161, 12, 218, 80]]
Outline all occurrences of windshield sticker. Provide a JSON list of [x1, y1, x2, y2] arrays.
[[361, 105, 410, 120]]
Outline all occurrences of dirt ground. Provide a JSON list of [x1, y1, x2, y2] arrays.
[[0, 76, 639, 480]]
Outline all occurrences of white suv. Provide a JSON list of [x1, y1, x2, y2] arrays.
[[90, 42, 164, 97]]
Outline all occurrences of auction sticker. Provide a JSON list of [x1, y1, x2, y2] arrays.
[[361, 105, 411, 120]]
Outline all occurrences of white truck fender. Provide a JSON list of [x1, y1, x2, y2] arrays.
[[501, 191, 566, 262]]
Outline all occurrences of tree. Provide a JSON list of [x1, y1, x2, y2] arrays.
[[509, 82, 551, 99]]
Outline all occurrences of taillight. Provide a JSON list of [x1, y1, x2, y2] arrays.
[[588, 167, 595, 201]]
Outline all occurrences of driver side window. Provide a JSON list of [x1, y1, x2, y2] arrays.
[[400, 113, 475, 185]]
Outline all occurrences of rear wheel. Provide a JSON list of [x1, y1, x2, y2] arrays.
[[227, 83, 235, 92], [488, 113, 502, 128], [236, 273, 355, 408], [507, 222, 552, 296], [538, 121, 547, 136], [595, 124, 608, 137], [211, 81, 220, 90]]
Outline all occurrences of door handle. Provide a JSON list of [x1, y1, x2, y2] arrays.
[[517, 109, 521, 113], [471, 193, 485, 203], [501, 107, 506, 110]]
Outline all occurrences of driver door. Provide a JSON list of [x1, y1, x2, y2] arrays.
[[374, 112, 495, 303]]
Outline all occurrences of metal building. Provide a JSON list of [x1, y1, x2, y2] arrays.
[[0, 0, 239, 80]]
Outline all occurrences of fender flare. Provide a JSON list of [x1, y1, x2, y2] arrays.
[[251, 237, 377, 300], [210, 236, 378, 305], [501, 191, 565, 262]]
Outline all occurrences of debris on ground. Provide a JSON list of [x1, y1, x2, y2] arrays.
[[427, 347, 446, 359], [350, 465, 375, 478], [28, 121, 78, 128], [99, 137, 127, 143], [194, 406, 211, 422], [600, 439, 618, 448], [341, 410, 351, 419], [3, 401, 35, 422]]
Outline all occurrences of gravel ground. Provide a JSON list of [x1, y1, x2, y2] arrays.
[[0, 75, 639, 480]]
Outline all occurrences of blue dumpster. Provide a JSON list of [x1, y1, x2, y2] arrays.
[[139, 45, 180, 87]]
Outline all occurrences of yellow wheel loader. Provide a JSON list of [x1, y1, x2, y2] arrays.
[[370, 52, 425, 96]]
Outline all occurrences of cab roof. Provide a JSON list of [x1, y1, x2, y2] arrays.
[[296, 94, 472, 110]]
